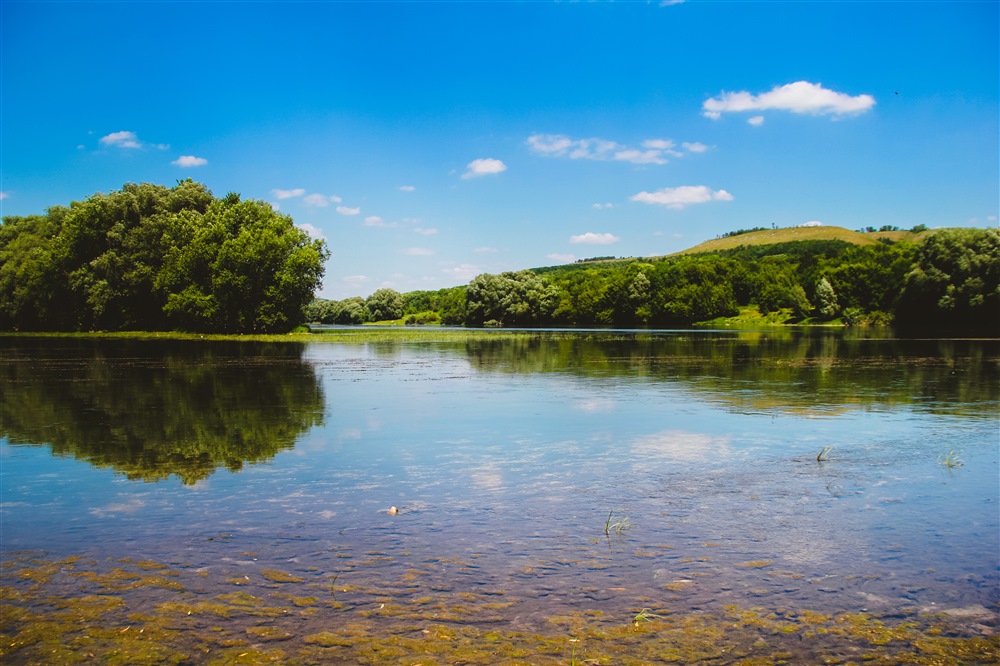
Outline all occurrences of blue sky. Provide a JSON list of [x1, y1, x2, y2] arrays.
[[2, 1, 997, 299]]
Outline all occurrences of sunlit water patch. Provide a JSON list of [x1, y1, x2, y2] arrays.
[[2, 332, 997, 663]]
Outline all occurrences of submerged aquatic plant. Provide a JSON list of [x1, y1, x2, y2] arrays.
[[633, 608, 661, 626], [938, 450, 964, 468], [605, 511, 631, 536], [817, 445, 833, 462]]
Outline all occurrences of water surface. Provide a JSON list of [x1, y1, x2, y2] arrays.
[[2, 331, 997, 664]]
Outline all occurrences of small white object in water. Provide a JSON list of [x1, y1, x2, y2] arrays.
[[387, 506, 399, 515]]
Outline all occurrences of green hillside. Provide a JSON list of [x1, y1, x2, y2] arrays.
[[666, 225, 923, 257]]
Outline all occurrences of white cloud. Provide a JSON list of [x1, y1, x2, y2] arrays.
[[528, 133, 696, 165], [528, 134, 619, 160], [296, 222, 326, 239], [547, 253, 576, 263], [272, 188, 305, 199], [403, 247, 434, 256], [414, 227, 438, 235], [526, 134, 575, 155], [152, 143, 170, 151], [0, 192, 8, 200], [593, 202, 614, 209], [800, 220, 824, 227], [570, 232, 620, 245], [442, 264, 480, 280], [172, 155, 207, 167], [473, 247, 498, 254], [305, 193, 345, 207], [398, 185, 416, 192], [336, 205, 361, 215], [659, 0, 685, 5], [703, 81, 876, 119], [643, 138, 675, 150], [681, 141, 709, 153], [364, 215, 395, 227], [747, 116, 765, 126], [614, 149, 667, 165], [343, 275, 369, 286], [100, 130, 142, 148], [631, 185, 733, 209], [462, 157, 507, 179]]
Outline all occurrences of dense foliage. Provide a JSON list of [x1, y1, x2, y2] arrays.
[[310, 228, 996, 333], [0, 181, 329, 333]]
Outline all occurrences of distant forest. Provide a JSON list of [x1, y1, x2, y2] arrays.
[[1, 181, 996, 334], [309, 228, 999, 333]]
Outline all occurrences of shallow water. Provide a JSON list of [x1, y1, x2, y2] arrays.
[[2, 331, 998, 664]]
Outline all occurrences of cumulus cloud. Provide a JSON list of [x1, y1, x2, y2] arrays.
[[296, 223, 326, 239], [631, 185, 733, 209], [570, 232, 620, 245], [703, 81, 876, 119], [613, 149, 668, 165], [305, 193, 345, 207], [681, 141, 709, 153], [747, 116, 765, 126], [272, 188, 305, 199], [462, 157, 507, 179], [364, 216, 396, 227], [800, 220, 824, 227], [336, 205, 361, 215], [398, 185, 416, 192], [100, 131, 142, 148], [343, 275, 369, 287], [593, 202, 614, 209], [528, 134, 619, 160], [528, 133, 703, 165], [547, 253, 576, 263], [172, 155, 207, 167], [643, 138, 675, 151], [403, 247, 434, 256], [442, 264, 480, 280]]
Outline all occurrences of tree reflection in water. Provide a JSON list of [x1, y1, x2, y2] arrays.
[[0, 337, 325, 484]]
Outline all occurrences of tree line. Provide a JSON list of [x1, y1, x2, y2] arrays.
[[310, 228, 998, 333], [0, 181, 329, 333], [3, 182, 994, 334]]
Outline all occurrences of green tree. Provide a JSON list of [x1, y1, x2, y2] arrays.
[[816, 277, 839, 318], [895, 228, 1000, 331], [0, 181, 327, 333], [466, 271, 560, 326], [333, 297, 368, 324], [366, 288, 404, 321]]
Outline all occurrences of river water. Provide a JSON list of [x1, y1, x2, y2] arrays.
[[1, 330, 997, 664]]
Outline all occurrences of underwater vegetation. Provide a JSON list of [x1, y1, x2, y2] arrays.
[[1, 554, 997, 665]]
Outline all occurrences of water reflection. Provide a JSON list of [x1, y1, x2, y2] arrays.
[[0, 337, 325, 483], [462, 331, 999, 417]]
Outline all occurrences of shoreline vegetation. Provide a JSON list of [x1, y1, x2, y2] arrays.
[[2, 181, 998, 336]]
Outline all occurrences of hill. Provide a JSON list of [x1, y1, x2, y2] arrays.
[[666, 225, 925, 257]]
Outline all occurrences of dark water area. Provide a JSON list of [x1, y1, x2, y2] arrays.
[[1, 331, 998, 664]]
